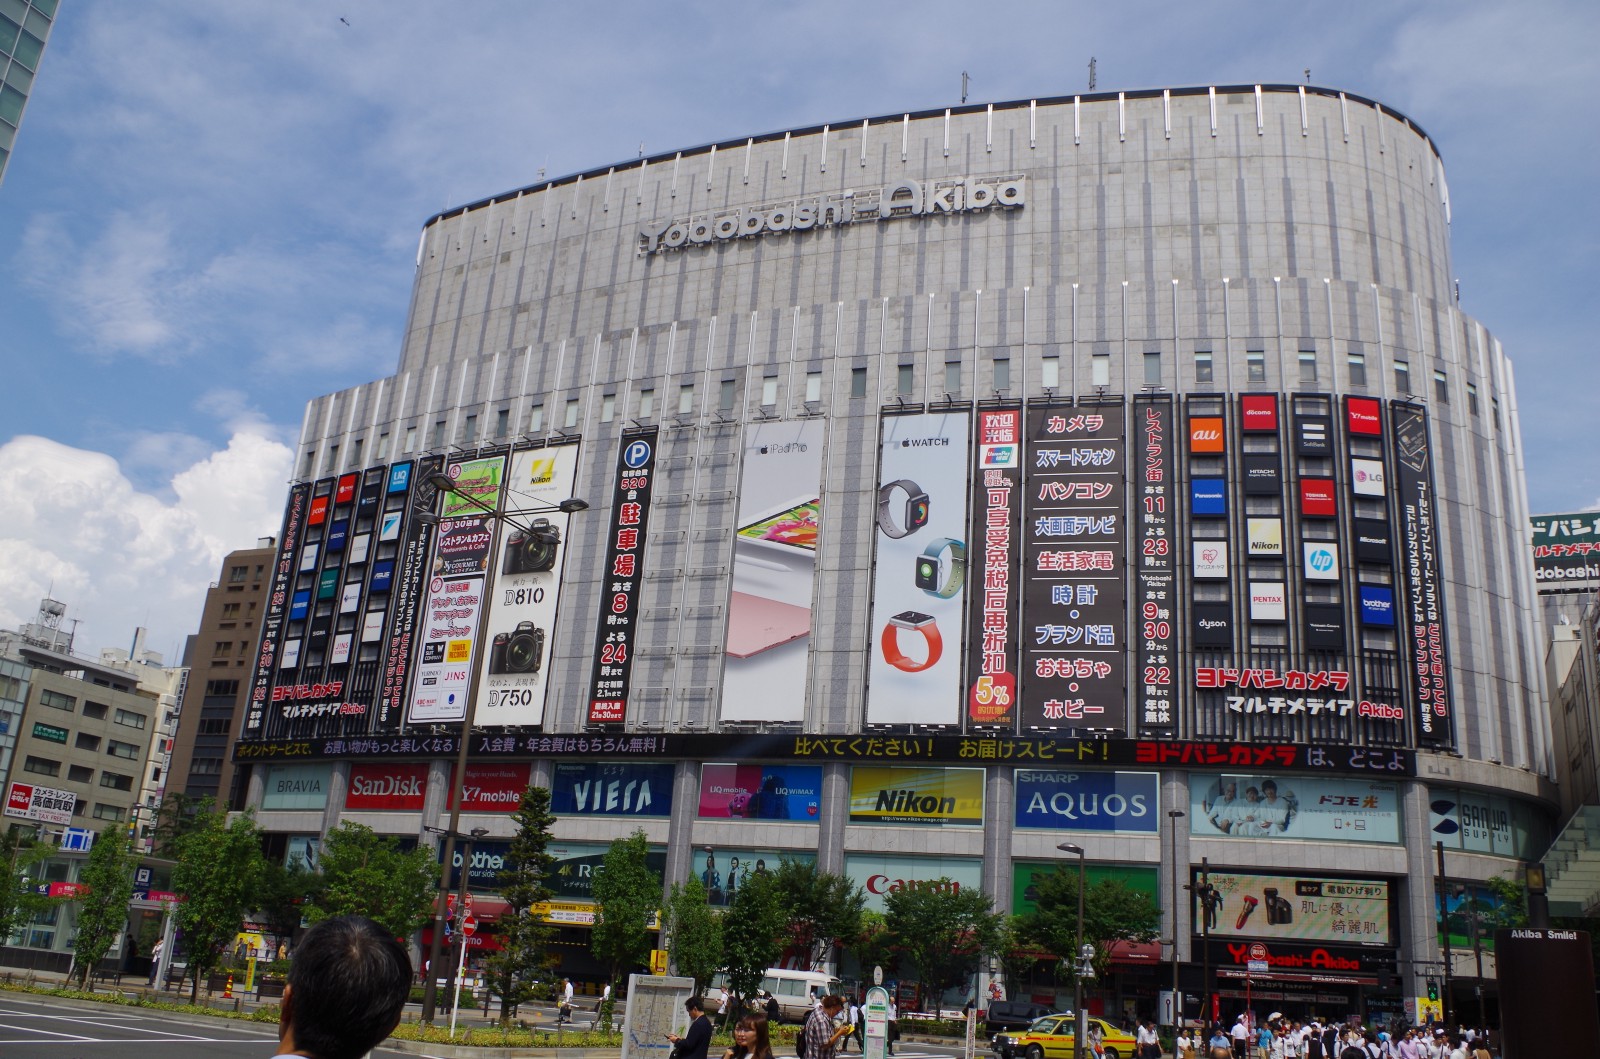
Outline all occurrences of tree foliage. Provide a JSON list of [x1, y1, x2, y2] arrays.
[[666, 874, 723, 994], [884, 880, 1007, 1009], [484, 786, 559, 1023], [149, 792, 214, 859], [591, 830, 660, 982], [846, 909, 896, 984], [1016, 872, 1160, 980], [723, 869, 786, 1004], [307, 821, 436, 938], [169, 805, 264, 1001], [772, 860, 867, 970], [70, 828, 138, 989], [252, 856, 322, 941], [0, 829, 57, 947]]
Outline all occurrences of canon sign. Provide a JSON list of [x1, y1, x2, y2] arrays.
[[865, 874, 962, 896]]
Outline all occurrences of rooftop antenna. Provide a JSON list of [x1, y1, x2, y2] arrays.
[[638, 142, 645, 158], [1304, 68, 1311, 84], [961, 71, 970, 105], [1088, 57, 1096, 91]]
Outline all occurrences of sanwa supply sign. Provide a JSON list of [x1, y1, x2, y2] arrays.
[[848, 765, 984, 825], [1191, 774, 1401, 843], [1013, 770, 1159, 833]]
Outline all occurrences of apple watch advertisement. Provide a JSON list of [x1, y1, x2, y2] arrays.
[[866, 412, 971, 725]]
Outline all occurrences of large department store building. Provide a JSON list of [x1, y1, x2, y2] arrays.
[[232, 84, 1551, 1023]]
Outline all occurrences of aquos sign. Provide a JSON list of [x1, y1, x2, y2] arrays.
[[639, 175, 1025, 254], [1014, 770, 1159, 833]]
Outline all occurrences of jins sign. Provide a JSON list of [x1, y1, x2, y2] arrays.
[[640, 176, 1024, 253]]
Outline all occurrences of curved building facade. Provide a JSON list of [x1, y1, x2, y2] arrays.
[[237, 85, 1551, 1024]]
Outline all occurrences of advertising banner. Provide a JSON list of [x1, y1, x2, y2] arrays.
[[1191, 774, 1401, 842], [1359, 586, 1396, 626], [848, 765, 984, 825], [1242, 454, 1281, 495], [335, 473, 357, 505], [1346, 397, 1383, 436], [260, 762, 332, 811], [1013, 861, 1158, 915], [446, 762, 535, 812], [1302, 542, 1340, 582], [865, 413, 972, 726], [1247, 518, 1284, 557], [1300, 479, 1337, 518], [589, 431, 659, 724], [475, 444, 581, 727], [693, 847, 815, 906], [697, 763, 822, 820], [1189, 416, 1225, 454], [1191, 479, 1226, 516], [1133, 398, 1177, 735], [372, 457, 434, 732], [1296, 413, 1331, 456], [550, 762, 675, 817], [1193, 602, 1233, 647], [1193, 868, 1392, 946], [3, 782, 75, 826], [1350, 458, 1387, 497], [1023, 404, 1126, 728], [1353, 518, 1392, 564], [1013, 770, 1159, 832], [541, 842, 669, 901], [1239, 394, 1279, 432], [1206, 937, 1394, 983], [245, 482, 311, 733], [843, 851, 984, 913], [966, 407, 1022, 727], [721, 421, 825, 723], [1304, 603, 1346, 650], [345, 762, 429, 810], [1529, 510, 1600, 592], [1249, 582, 1287, 622], [1193, 540, 1229, 579], [1392, 402, 1453, 747]]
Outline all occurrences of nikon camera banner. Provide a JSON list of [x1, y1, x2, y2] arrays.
[[406, 455, 506, 724], [475, 443, 581, 727], [847, 765, 984, 825]]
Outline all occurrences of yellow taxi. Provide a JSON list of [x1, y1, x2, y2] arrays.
[[991, 1014, 1140, 1059]]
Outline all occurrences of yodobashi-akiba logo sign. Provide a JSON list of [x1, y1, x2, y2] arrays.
[[639, 175, 1024, 253]]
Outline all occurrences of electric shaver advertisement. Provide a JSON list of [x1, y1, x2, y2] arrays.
[[1195, 868, 1392, 946], [475, 443, 582, 727]]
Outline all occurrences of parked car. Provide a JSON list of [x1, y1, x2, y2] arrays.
[[756, 968, 842, 1023], [982, 1001, 1060, 1036], [992, 1014, 1139, 1059]]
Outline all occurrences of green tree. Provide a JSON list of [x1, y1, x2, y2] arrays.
[[666, 874, 723, 994], [723, 869, 785, 1007], [0, 829, 58, 949], [846, 909, 896, 983], [149, 792, 214, 859], [884, 880, 1007, 1011], [591, 830, 659, 982], [772, 860, 867, 970], [70, 828, 139, 989], [484, 786, 559, 1024], [170, 805, 265, 1001], [252, 856, 323, 942], [308, 821, 436, 938], [1017, 872, 1160, 981]]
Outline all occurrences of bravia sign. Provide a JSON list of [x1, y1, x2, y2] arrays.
[[640, 175, 1025, 253]]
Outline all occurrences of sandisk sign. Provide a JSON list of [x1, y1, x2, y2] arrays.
[[1240, 394, 1279, 432], [1189, 416, 1226, 454], [1347, 397, 1383, 436], [345, 763, 429, 810]]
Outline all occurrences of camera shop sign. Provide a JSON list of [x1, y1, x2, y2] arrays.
[[639, 175, 1025, 254], [272, 680, 367, 721]]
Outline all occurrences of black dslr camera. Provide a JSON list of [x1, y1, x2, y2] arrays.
[[490, 621, 545, 675], [504, 517, 561, 574], [1263, 887, 1294, 926]]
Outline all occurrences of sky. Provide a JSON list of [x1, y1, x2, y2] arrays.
[[0, 0, 1595, 662]]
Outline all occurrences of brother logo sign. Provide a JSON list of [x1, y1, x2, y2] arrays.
[[640, 175, 1024, 253]]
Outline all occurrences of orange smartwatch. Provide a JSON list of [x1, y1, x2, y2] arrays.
[[881, 610, 942, 672]]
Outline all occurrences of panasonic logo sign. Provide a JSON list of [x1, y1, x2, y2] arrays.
[[640, 176, 1025, 253]]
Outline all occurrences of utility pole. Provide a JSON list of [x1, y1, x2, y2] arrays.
[[1436, 841, 1454, 1028]]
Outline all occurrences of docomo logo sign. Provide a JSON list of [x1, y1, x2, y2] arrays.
[[1240, 395, 1279, 432], [865, 874, 963, 896], [640, 175, 1025, 254]]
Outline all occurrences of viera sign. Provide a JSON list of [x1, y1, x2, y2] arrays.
[[639, 175, 1025, 254]]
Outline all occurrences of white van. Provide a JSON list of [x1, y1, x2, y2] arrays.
[[758, 968, 841, 1023]]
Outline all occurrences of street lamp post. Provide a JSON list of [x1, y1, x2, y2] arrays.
[[1167, 810, 1185, 1032], [417, 470, 588, 1024], [1058, 842, 1088, 1059]]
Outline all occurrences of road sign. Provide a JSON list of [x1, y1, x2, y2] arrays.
[[461, 914, 478, 936]]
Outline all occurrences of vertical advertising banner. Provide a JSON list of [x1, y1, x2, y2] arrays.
[[245, 482, 310, 732], [1023, 404, 1127, 728], [1392, 403, 1454, 747], [405, 455, 507, 724], [474, 444, 581, 727], [589, 430, 659, 724], [865, 413, 972, 726], [966, 408, 1022, 727], [376, 456, 439, 730], [721, 421, 825, 723], [1133, 397, 1176, 735]]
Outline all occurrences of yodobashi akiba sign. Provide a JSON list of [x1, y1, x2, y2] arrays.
[[639, 175, 1025, 253], [1013, 770, 1159, 833]]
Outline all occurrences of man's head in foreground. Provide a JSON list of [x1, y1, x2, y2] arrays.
[[277, 915, 412, 1059]]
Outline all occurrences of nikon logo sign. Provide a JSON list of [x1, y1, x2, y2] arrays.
[[639, 176, 1025, 254]]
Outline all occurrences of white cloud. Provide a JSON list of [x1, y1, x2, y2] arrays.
[[0, 432, 293, 662]]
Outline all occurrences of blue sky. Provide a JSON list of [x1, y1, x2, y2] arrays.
[[0, 0, 1595, 659]]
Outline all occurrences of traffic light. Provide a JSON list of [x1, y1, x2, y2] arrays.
[[1426, 978, 1439, 1002]]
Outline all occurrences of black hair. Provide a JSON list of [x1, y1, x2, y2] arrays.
[[687, 996, 707, 1013], [286, 915, 412, 1059]]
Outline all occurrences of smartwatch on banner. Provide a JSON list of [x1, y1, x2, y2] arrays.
[[880, 611, 942, 672], [915, 538, 966, 599], [877, 479, 930, 538]]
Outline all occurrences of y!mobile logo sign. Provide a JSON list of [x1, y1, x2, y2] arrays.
[[1347, 397, 1383, 436]]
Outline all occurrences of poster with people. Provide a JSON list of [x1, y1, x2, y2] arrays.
[[690, 848, 815, 907], [1190, 774, 1401, 843]]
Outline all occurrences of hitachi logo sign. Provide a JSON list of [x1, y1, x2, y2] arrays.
[[640, 176, 1024, 254]]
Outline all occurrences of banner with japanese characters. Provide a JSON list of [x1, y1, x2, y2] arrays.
[[965, 407, 1022, 728], [1190, 773, 1401, 843], [1392, 402, 1454, 747], [406, 455, 507, 724], [245, 481, 311, 733], [1529, 510, 1600, 593], [475, 443, 581, 727], [1022, 403, 1127, 729], [589, 430, 658, 724], [375, 456, 441, 731], [1133, 397, 1176, 735], [1192, 868, 1393, 946]]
